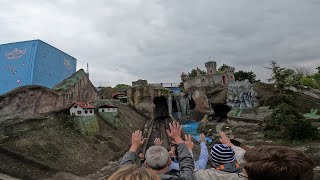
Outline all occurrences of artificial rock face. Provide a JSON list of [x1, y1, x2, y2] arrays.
[[227, 80, 259, 109]]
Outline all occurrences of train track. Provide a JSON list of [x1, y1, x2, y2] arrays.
[[143, 117, 172, 153]]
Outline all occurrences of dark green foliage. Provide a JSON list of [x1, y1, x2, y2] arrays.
[[288, 119, 318, 141], [300, 77, 319, 89], [317, 66, 320, 73], [234, 70, 260, 83], [188, 68, 206, 77], [113, 84, 129, 90], [314, 73, 320, 82], [218, 64, 230, 71], [264, 94, 318, 141], [261, 93, 296, 108]]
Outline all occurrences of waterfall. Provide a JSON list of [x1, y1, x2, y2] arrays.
[[175, 96, 182, 119], [180, 96, 186, 116], [168, 93, 173, 116]]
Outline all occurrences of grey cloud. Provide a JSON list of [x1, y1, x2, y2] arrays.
[[0, 0, 319, 86]]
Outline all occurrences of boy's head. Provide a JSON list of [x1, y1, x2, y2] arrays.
[[243, 146, 314, 180], [211, 144, 236, 167]]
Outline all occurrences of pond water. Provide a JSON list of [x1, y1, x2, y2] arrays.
[[182, 121, 213, 143]]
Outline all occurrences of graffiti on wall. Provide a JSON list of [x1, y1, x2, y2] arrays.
[[5, 65, 17, 75], [227, 79, 259, 109], [16, 79, 22, 86], [64, 58, 72, 70], [5, 48, 26, 60]]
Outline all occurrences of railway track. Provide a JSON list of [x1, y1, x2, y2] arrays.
[[143, 117, 172, 153]]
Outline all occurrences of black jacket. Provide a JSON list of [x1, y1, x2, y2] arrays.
[[119, 143, 195, 180]]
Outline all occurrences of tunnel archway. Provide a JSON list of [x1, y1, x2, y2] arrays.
[[211, 104, 231, 119], [153, 96, 169, 120], [172, 97, 178, 113], [189, 98, 196, 110]]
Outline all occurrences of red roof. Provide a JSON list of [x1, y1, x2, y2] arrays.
[[72, 102, 96, 109]]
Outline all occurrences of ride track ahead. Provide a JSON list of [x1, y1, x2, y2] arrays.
[[142, 117, 172, 154]]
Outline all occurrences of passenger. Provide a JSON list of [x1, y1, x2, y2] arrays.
[[241, 146, 314, 180], [194, 131, 246, 180], [168, 133, 209, 171], [113, 121, 195, 180], [108, 164, 160, 180]]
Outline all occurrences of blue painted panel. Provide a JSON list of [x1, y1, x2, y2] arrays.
[[0, 40, 37, 94], [32, 40, 76, 88], [167, 87, 182, 95]]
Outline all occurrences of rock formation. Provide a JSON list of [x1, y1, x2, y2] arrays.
[[0, 69, 100, 125], [127, 80, 170, 119], [227, 80, 259, 109]]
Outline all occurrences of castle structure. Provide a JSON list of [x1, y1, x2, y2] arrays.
[[181, 61, 235, 90]]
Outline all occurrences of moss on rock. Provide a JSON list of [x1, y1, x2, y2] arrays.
[[72, 116, 99, 135], [98, 112, 121, 129]]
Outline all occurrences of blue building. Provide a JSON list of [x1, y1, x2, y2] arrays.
[[0, 40, 77, 95]]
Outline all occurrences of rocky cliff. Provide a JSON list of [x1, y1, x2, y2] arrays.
[[127, 81, 170, 119], [0, 69, 100, 125]]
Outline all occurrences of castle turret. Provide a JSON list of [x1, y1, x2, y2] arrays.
[[223, 66, 235, 82], [181, 72, 187, 82], [205, 61, 217, 75]]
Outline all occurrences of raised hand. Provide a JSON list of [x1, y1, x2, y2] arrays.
[[219, 131, 233, 147], [129, 130, 146, 152], [168, 146, 176, 158], [154, 138, 163, 146], [166, 121, 184, 144], [200, 133, 206, 143], [184, 134, 194, 152]]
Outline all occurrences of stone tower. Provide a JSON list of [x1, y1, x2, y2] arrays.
[[181, 72, 187, 82], [205, 61, 217, 75]]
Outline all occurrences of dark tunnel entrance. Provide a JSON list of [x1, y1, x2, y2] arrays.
[[189, 98, 196, 110], [211, 104, 231, 120], [153, 96, 169, 120]]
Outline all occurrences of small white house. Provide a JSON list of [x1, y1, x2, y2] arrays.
[[70, 102, 96, 117], [98, 105, 117, 113]]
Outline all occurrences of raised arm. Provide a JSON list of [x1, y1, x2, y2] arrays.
[[167, 121, 195, 180], [219, 131, 246, 164], [119, 130, 146, 167], [195, 133, 208, 170]]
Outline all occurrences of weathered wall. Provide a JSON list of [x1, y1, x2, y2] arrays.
[[0, 69, 100, 126], [127, 81, 170, 119]]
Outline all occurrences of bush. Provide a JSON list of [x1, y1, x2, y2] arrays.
[[264, 102, 318, 141], [288, 119, 318, 141], [300, 77, 319, 89], [261, 93, 296, 108]]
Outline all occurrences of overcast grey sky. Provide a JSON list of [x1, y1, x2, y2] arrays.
[[1, 0, 319, 86]]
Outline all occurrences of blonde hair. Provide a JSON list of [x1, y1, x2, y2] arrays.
[[108, 164, 160, 180]]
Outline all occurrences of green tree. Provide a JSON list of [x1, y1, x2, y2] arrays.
[[234, 70, 260, 83], [188, 68, 206, 77], [218, 64, 230, 71], [265, 61, 294, 92], [316, 66, 320, 73], [113, 84, 129, 91], [264, 93, 318, 141], [300, 77, 319, 89], [313, 73, 320, 82]]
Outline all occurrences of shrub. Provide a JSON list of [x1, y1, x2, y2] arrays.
[[261, 93, 296, 108], [288, 119, 318, 141], [264, 102, 318, 141], [300, 77, 319, 89]]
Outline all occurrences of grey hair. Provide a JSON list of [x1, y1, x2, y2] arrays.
[[145, 145, 169, 170]]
